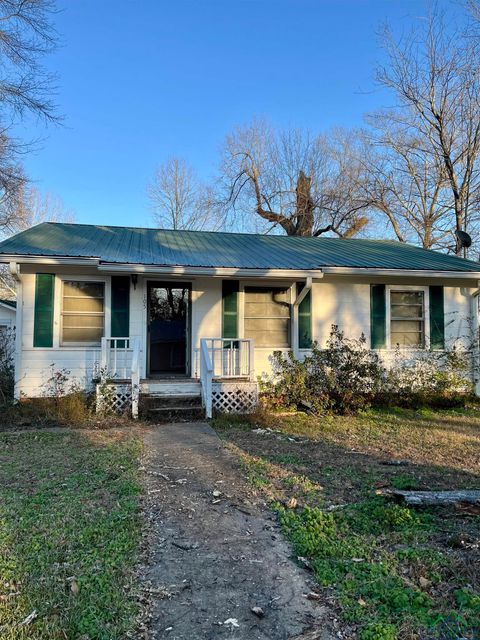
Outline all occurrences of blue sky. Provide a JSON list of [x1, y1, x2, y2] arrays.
[[19, 0, 447, 227]]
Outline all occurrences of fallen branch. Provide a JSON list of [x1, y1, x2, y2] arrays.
[[392, 490, 480, 507]]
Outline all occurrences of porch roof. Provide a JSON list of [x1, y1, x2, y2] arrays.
[[0, 222, 480, 274]]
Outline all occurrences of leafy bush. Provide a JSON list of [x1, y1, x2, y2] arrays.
[[261, 325, 473, 415], [261, 326, 385, 414]]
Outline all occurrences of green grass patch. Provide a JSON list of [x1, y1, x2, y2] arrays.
[[215, 408, 480, 639], [0, 430, 143, 639], [277, 502, 478, 638]]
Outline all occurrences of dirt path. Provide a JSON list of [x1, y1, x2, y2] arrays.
[[140, 422, 335, 640]]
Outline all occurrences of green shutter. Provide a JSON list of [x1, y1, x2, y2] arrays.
[[111, 276, 130, 346], [34, 273, 55, 347], [370, 284, 386, 349], [297, 282, 312, 349], [222, 280, 238, 339], [429, 285, 445, 350]]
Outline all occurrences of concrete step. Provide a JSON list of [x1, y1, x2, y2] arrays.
[[139, 404, 205, 422], [140, 380, 201, 396], [139, 391, 204, 421], [141, 394, 202, 408]]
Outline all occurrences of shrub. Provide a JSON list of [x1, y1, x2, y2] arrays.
[[262, 325, 386, 414], [379, 346, 473, 409], [37, 365, 93, 425], [261, 325, 473, 415]]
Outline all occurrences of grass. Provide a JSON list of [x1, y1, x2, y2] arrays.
[[0, 429, 143, 639], [213, 408, 480, 640]]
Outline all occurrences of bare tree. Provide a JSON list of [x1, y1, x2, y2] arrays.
[[374, 9, 480, 254], [219, 119, 370, 237], [148, 157, 221, 231], [0, 185, 74, 298], [360, 124, 453, 250], [0, 0, 59, 233]]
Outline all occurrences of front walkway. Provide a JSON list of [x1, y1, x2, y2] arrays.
[[140, 422, 334, 640]]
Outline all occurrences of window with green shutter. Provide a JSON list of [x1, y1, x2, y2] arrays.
[[429, 286, 445, 350], [34, 273, 55, 348], [111, 276, 130, 344], [370, 284, 386, 349], [297, 282, 312, 349], [222, 280, 239, 339]]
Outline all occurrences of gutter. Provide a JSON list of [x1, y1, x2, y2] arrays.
[[1, 254, 480, 280], [321, 266, 480, 280], [96, 263, 326, 279]]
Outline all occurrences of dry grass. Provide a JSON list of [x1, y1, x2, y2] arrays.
[[240, 407, 480, 474], [213, 408, 480, 639]]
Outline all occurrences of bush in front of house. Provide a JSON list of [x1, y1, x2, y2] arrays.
[[261, 325, 473, 415], [262, 326, 386, 414], [378, 346, 473, 409]]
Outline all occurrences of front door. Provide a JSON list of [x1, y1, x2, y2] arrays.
[[147, 282, 190, 376]]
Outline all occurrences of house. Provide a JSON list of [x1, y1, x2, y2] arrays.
[[0, 298, 16, 331], [0, 221, 479, 417]]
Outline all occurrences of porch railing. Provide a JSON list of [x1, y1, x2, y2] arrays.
[[199, 338, 255, 419], [196, 338, 254, 380], [200, 339, 214, 419], [100, 336, 141, 418]]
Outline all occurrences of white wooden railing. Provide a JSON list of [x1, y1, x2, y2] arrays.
[[199, 338, 255, 418], [200, 339, 214, 418], [100, 336, 141, 418], [196, 338, 254, 380]]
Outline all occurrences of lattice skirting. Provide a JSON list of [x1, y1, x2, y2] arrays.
[[96, 383, 132, 415], [212, 382, 258, 414]]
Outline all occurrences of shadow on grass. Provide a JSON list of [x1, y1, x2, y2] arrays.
[[213, 412, 480, 640], [0, 429, 142, 640]]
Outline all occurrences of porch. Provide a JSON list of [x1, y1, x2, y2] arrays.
[[96, 336, 259, 419]]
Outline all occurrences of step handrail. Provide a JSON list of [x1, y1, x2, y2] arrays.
[[200, 338, 214, 418], [131, 337, 140, 419]]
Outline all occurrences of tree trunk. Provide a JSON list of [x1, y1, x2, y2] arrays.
[[294, 171, 315, 236], [393, 490, 480, 506]]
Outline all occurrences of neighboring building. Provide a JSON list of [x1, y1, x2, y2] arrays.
[[0, 299, 16, 331], [0, 222, 479, 417]]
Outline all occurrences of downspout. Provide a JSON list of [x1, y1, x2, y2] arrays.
[[9, 262, 22, 401], [470, 286, 480, 395], [292, 275, 321, 357]]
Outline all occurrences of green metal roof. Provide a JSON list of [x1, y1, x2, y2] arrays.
[[0, 222, 479, 273]]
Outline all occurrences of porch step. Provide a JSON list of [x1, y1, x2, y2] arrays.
[[139, 393, 205, 422], [140, 380, 201, 397]]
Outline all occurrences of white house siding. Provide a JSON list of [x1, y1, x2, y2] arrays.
[[15, 271, 103, 397], [14, 267, 478, 397]]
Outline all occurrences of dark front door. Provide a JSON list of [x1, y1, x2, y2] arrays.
[[147, 282, 190, 376]]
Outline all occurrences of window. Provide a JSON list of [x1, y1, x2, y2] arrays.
[[244, 287, 290, 347], [61, 281, 105, 345], [390, 290, 425, 348]]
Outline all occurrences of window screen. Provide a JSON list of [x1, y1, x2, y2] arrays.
[[62, 281, 105, 345], [244, 287, 290, 347], [390, 290, 425, 348]]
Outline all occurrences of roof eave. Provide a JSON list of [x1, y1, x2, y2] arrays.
[[1, 255, 479, 279], [322, 266, 480, 279]]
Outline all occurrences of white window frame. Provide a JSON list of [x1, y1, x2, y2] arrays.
[[386, 285, 430, 350], [59, 277, 108, 347], [239, 281, 294, 349]]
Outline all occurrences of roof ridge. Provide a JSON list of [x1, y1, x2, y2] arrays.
[[42, 221, 408, 244]]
